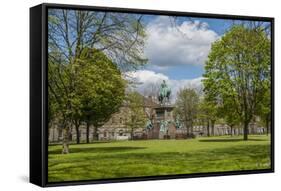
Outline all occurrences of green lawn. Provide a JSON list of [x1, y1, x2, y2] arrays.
[[48, 135, 271, 182]]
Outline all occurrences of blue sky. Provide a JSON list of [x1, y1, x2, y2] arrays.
[[141, 15, 233, 81], [138, 16, 270, 83], [129, 15, 270, 100], [48, 9, 270, 101], [127, 15, 235, 99]]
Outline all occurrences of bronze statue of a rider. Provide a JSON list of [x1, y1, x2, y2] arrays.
[[158, 80, 171, 104]]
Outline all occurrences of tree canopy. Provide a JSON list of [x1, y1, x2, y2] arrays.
[[77, 48, 126, 129], [48, 48, 126, 153], [125, 91, 147, 139], [48, 8, 147, 153], [175, 88, 199, 136], [203, 25, 271, 140], [48, 9, 147, 71]]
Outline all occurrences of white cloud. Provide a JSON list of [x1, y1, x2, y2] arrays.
[[126, 70, 203, 103], [145, 16, 219, 69], [126, 70, 168, 84]]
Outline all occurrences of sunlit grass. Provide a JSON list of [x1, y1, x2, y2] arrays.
[[48, 135, 271, 182]]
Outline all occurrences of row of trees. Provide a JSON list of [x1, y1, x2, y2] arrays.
[[174, 25, 271, 140], [48, 9, 147, 153], [49, 48, 126, 153], [48, 9, 271, 156]]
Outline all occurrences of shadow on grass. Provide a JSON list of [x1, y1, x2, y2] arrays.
[[48, 144, 271, 182], [199, 139, 267, 142], [49, 141, 111, 146], [49, 146, 147, 155]]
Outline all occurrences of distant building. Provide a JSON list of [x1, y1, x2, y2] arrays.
[[48, 95, 267, 143]]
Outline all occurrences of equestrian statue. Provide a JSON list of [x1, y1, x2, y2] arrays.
[[158, 80, 171, 105]]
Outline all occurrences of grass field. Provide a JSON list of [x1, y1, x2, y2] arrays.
[[48, 135, 271, 182]]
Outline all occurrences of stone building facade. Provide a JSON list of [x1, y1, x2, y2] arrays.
[[48, 95, 267, 143]]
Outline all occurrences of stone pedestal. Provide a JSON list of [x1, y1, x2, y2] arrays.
[[154, 105, 175, 139]]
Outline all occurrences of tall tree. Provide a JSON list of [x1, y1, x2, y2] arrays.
[[203, 25, 271, 140], [175, 88, 199, 137], [257, 88, 271, 135], [125, 92, 147, 140], [142, 83, 161, 129], [48, 51, 73, 153], [198, 99, 218, 136], [76, 48, 126, 143], [217, 99, 241, 136], [48, 9, 147, 71], [48, 9, 147, 151]]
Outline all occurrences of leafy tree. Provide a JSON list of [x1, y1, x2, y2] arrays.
[[48, 9, 147, 152], [48, 52, 73, 153], [76, 48, 126, 143], [257, 88, 271, 135], [217, 99, 241, 136], [203, 25, 271, 140], [125, 92, 147, 140], [175, 88, 199, 137], [48, 48, 126, 153], [198, 99, 218, 136]]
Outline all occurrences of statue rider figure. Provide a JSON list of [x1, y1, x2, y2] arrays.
[[158, 80, 171, 105], [161, 80, 168, 91]]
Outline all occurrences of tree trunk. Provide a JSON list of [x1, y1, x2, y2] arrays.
[[266, 117, 270, 136], [62, 126, 70, 154], [86, 122, 90, 143], [211, 120, 215, 136], [74, 121, 80, 144], [243, 121, 249, 140], [186, 121, 190, 137], [207, 120, 210, 137], [230, 125, 233, 136], [185, 120, 196, 138], [131, 128, 134, 140], [93, 125, 99, 141]]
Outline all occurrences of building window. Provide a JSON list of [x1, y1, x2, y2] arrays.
[[112, 117, 116, 124]]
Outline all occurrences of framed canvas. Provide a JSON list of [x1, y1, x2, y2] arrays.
[[30, 3, 274, 187]]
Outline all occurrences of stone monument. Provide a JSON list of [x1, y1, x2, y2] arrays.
[[148, 80, 177, 139]]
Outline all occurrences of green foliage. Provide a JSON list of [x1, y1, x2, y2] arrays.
[[198, 99, 217, 122], [48, 48, 126, 152], [256, 87, 271, 132], [203, 25, 271, 140], [75, 48, 126, 127], [48, 8, 149, 152], [125, 92, 147, 137], [175, 88, 199, 135], [197, 98, 218, 136]]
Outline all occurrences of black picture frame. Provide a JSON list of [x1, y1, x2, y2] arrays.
[[30, 3, 275, 187]]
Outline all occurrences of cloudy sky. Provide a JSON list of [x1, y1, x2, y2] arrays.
[[126, 15, 234, 102]]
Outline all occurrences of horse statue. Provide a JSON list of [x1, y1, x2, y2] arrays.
[[158, 80, 171, 105]]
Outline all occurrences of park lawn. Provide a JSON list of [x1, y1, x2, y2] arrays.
[[48, 135, 271, 182]]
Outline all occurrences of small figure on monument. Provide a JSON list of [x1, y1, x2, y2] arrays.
[[158, 80, 171, 105], [175, 115, 183, 129], [146, 120, 153, 130]]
